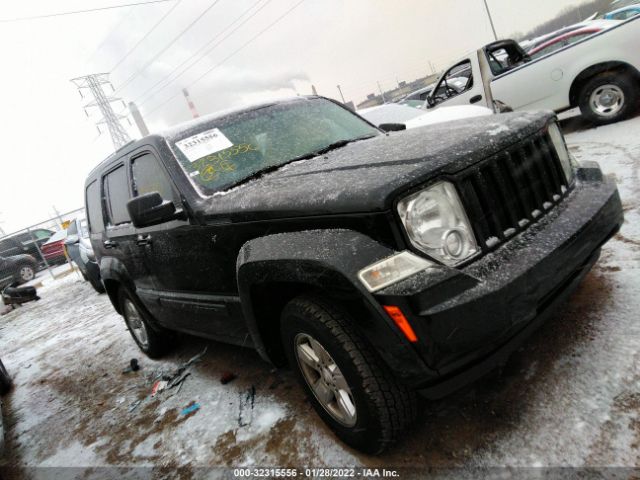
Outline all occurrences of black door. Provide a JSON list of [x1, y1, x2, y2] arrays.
[[100, 163, 147, 308], [128, 149, 247, 342]]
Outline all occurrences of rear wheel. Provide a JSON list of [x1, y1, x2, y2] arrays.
[[118, 288, 172, 358], [578, 72, 638, 125], [281, 295, 417, 454], [0, 359, 12, 395]]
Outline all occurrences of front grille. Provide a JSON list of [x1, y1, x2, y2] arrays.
[[457, 131, 570, 251]]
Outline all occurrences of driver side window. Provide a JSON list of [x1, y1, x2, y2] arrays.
[[432, 60, 473, 106]]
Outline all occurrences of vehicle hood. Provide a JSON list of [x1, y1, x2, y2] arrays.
[[5, 254, 35, 265], [198, 111, 554, 221]]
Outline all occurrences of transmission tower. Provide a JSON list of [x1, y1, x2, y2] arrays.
[[71, 73, 131, 149]]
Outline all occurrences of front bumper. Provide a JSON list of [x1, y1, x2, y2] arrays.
[[375, 166, 623, 398]]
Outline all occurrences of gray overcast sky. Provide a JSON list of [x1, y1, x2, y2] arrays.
[[0, 0, 590, 233]]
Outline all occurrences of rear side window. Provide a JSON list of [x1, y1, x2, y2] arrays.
[[103, 166, 131, 226], [131, 153, 176, 202], [86, 181, 104, 233]]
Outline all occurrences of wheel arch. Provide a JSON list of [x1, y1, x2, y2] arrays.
[[99, 256, 135, 315], [569, 61, 640, 107], [236, 229, 429, 376]]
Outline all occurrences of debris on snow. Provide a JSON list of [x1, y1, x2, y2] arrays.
[[180, 401, 200, 417]]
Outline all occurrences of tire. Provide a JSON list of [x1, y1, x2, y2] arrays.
[[88, 274, 106, 294], [14, 263, 35, 284], [281, 295, 418, 454], [578, 72, 638, 126], [0, 359, 12, 395], [118, 288, 172, 358]]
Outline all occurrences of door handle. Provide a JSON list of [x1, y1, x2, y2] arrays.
[[470, 95, 483, 104], [136, 234, 152, 246], [103, 240, 119, 249]]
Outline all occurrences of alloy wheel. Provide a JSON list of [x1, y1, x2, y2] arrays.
[[294, 333, 357, 427], [123, 299, 150, 349]]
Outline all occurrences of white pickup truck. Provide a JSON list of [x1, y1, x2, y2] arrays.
[[423, 17, 640, 125]]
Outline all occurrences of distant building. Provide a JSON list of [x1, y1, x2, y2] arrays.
[[356, 72, 440, 109]]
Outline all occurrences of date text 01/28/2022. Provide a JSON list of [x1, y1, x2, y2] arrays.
[[232, 468, 400, 477]]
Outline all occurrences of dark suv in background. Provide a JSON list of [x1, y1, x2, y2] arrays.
[[0, 229, 54, 265], [85, 96, 622, 453]]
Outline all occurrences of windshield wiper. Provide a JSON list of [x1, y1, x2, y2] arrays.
[[291, 135, 378, 162]]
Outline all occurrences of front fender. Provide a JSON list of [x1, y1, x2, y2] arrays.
[[236, 229, 434, 381]]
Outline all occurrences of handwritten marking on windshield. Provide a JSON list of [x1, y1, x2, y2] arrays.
[[192, 143, 258, 182]]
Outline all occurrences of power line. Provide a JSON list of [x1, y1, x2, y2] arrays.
[[146, 0, 305, 118], [135, 0, 272, 107], [113, 0, 222, 94], [0, 0, 176, 23], [87, 9, 136, 64], [110, 0, 184, 71]]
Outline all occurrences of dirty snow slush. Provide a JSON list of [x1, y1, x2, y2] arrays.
[[1, 116, 639, 474]]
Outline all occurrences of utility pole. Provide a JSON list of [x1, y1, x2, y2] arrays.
[[52, 206, 64, 228], [182, 88, 200, 119], [71, 73, 131, 150], [377, 81, 386, 103], [0, 211, 5, 237], [129, 101, 149, 137], [482, 0, 498, 41], [336, 85, 346, 104]]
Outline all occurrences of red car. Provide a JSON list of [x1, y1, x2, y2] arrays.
[[528, 27, 603, 58], [40, 229, 68, 265]]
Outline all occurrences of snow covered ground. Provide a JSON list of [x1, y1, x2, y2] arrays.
[[0, 115, 639, 475]]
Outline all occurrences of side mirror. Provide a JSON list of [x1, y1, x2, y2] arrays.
[[127, 192, 180, 228], [379, 123, 407, 132], [64, 235, 79, 246]]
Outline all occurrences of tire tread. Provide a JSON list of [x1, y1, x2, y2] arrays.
[[284, 295, 417, 453]]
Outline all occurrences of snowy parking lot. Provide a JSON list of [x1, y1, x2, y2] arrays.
[[1, 115, 639, 476]]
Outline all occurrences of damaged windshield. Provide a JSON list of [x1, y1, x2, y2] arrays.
[[169, 98, 379, 195]]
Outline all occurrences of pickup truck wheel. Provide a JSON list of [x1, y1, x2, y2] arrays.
[[578, 72, 638, 125], [118, 288, 172, 358], [281, 295, 417, 454], [0, 359, 12, 395]]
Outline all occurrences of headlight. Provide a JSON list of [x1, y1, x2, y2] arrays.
[[548, 122, 574, 185], [397, 181, 478, 266]]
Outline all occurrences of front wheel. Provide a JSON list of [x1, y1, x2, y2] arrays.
[[578, 72, 638, 125], [281, 295, 417, 454], [118, 288, 172, 358]]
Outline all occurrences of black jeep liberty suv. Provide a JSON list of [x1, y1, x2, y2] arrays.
[[85, 96, 623, 453]]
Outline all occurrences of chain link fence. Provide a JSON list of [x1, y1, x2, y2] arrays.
[[0, 208, 85, 292]]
